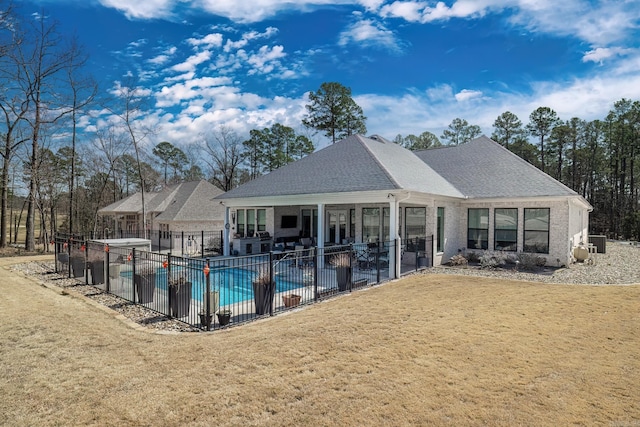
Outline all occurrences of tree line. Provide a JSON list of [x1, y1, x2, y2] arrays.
[[1, 5, 638, 252]]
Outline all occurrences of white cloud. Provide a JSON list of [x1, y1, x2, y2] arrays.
[[378, 0, 640, 48], [156, 76, 234, 107], [99, 0, 174, 19], [187, 33, 223, 48], [223, 27, 278, 53], [360, 60, 640, 140], [247, 45, 287, 74], [455, 89, 483, 102], [148, 46, 177, 65], [338, 17, 402, 52], [170, 50, 212, 73], [582, 47, 632, 64], [195, 0, 356, 23]]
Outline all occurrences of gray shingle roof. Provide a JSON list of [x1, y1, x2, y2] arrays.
[[98, 192, 163, 214], [99, 180, 224, 221], [219, 134, 463, 199], [155, 180, 224, 221], [414, 135, 579, 198]]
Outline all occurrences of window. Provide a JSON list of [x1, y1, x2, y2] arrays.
[[349, 209, 355, 239], [524, 208, 549, 253], [301, 209, 318, 238], [467, 208, 489, 250], [235, 209, 266, 237], [257, 209, 266, 232], [494, 208, 518, 251], [437, 207, 444, 253], [247, 209, 256, 237], [362, 208, 380, 242], [160, 223, 169, 239], [405, 207, 426, 251], [237, 210, 245, 237], [361, 207, 391, 243]]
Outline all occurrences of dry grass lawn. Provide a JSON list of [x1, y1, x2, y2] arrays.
[[1, 255, 639, 426]]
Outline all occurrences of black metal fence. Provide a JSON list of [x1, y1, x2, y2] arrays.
[[54, 230, 224, 255], [400, 235, 434, 275], [53, 234, 424, 331]]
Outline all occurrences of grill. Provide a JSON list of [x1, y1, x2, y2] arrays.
[[256, 231, 271, 241]]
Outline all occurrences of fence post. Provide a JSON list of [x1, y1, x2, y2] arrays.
[[205, 258, 211, 331], [67, 240, 71, 279], [181, 231, 184, 256], [106, 245, 110, 293], [83, 241, 88, 286], [167, 254, 172, 318], [132, 248, 137, 303], [201, 230, 204, 256], [376, 240, 381, 284], [393, 238, 398, 278], [268, 251, 274, 316], [348, 244, 353, 292], [54, 237, 59, 273], [314, 246, 319, 301]]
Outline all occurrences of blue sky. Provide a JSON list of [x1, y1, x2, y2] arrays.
[[21, 0, 640, 148]]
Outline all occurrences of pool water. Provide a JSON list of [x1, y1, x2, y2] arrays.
[[125, 267, 304, 306]]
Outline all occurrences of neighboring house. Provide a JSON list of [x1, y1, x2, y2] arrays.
[[215, 135, 591, 279], [99, 180, 225, 247]]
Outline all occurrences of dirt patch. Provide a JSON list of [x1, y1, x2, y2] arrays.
[[1, 255, 639, 426]]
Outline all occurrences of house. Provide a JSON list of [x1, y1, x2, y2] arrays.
[[99, 180, 225, 252], [215, 135, 592, 278]]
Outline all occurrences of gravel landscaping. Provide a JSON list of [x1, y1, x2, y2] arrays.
[[11, 241, 639, 333], [423, 240, 640, 285]]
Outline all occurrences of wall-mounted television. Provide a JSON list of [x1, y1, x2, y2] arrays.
[[280, 215, 297, 229]]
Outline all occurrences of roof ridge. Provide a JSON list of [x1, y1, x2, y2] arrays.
[[356, 134, 402, 189]]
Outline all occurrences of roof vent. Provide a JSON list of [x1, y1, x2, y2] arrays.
[[369, 134, 385, 143]]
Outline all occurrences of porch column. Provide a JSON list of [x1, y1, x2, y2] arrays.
[[317, 203, 325, 266], [223, 206, 231, 257], [388, 198, 398, 279]]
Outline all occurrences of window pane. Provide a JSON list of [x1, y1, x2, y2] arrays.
[[302, 209, 311, 237], [237, 210, 245, 237], [349, 209, 355, 239], [524, 208, 549, 253], [525, 208, 549, 231], [362, 208, 380, 242], [467, 208, 489, 250], [495, 208, 517, 251], [382, 207, 390, 242], [468, 208, 489, 229], [257, 209, 266, 232], [247, 209, 255, 237]]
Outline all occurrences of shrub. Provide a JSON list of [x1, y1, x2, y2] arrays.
[[449, 254, 468, 266], [479, 251, 507, 269], [252, 267, 272, 286], [330, 252, 351, 268], [466, 251, 480, 263], [516, 253, 539, 271]]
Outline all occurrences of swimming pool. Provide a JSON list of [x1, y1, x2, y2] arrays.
[[127, 266, 305, 306]]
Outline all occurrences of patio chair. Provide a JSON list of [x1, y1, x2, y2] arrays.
[[294, 245, 305, 268], [301, 247, 315, 268], [355, 246, 374, 270]]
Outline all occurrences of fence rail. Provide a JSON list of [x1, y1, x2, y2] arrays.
[[55, 230, 224, 256], [53, 234, 430, 331]]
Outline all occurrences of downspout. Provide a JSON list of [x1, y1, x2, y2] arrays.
[[222, 203, 230, 257]]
